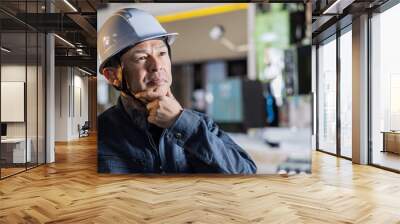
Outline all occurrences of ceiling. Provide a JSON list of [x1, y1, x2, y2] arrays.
[[1, 2, 249, 72], [312, 0, 389, 42], [0, 1, 306, 74]]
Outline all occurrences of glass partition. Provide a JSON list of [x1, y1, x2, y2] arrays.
[[0, 1, 46, 179], [1, 30, 28, 177]]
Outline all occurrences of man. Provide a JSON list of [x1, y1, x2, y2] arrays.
[[97, 8, 257, 174]]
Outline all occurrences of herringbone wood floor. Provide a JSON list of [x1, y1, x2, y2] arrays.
[[1, 134, 400, 224]]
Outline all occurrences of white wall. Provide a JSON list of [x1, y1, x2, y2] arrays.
[[55, 67, 89, 141], [55, 66, 68, 141], [72, 72, 89, 138]]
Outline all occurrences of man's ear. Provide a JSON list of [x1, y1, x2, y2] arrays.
[[102, 66, 122, 89]]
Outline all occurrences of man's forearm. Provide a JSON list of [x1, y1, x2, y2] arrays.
[[167, 109, 257, 174]]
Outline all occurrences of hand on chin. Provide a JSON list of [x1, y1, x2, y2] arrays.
[[134, 84, 169, 104], [134, 83, 182, 128]]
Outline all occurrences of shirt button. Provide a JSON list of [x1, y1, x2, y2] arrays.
[[175, 132, 182, 139]]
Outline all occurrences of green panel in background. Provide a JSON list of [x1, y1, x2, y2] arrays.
[[255, 4, 289, 81], [207, 78, 243, 123]]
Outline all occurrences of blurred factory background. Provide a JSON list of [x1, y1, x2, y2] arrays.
[[98, 3, 312, 130], [97, 3, 312, 174]]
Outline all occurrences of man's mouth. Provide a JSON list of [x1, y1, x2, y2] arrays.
[[147, 78, 166, 86]]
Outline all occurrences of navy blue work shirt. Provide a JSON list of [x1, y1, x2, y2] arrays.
[[98, 96, 257, 174]]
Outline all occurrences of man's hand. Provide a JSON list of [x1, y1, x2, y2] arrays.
[[135, 88, 183, 128]]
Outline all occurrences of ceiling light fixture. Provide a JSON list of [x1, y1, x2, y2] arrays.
[[54, 34, 75, 48], [63, 0, 78, 12], [322, 0, 354, 15], [322, 0, 342, 14], [1, 47, 11, 53], [78, 67, 92, 76], [209, 25, 247, 52], [209, 25, 225, 41]]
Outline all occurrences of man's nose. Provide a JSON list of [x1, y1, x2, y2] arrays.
[[148, 55, 162, 72]]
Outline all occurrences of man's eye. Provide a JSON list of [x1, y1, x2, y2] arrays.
[[160, 51, 167, 56], [136, 56, 147, 61]]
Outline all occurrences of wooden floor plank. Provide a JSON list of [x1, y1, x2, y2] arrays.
[[0, 135, 400, 223]]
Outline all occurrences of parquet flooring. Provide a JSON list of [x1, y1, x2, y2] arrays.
[[1, 135, 400, 223]]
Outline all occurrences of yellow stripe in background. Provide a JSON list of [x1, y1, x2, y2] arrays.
[[156, 3, 248, 23]]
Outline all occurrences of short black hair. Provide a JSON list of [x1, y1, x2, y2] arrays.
[[103, 38, 171, 69]]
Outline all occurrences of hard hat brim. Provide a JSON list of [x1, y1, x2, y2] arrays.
[[98, 32, 178, 74]]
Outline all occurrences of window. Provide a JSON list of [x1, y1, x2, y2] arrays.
[[339, 29, 352, 158], [317, 36, 337, 154], [370, 2, 400, 171]]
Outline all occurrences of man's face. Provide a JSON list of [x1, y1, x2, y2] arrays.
[[120, 39, 172, 94]]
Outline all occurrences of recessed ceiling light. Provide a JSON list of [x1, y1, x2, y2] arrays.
[[209, 25, 225, 41], [54, 34, 75, 48], [322, 0, 354, 15], [63, 0, 78, 12], [1, 47, 11, 53], [78, 67, 92, 76]]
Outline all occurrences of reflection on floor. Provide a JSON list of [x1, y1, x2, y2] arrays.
[[229, 127, 311, 174], [373, 150, 400, 171]]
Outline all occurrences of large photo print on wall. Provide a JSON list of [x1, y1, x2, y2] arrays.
[[97, 3, 312, 174]]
